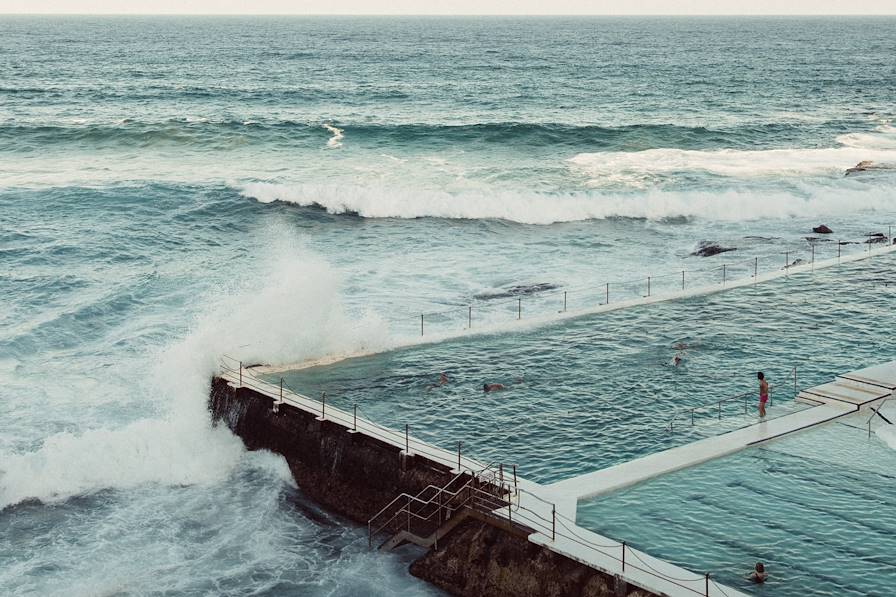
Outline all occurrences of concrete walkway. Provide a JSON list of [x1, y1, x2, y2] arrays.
[[549, 361, 895, 503]]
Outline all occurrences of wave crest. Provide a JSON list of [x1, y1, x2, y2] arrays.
[[239, 181, 896, 225]]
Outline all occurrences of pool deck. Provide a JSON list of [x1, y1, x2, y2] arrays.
[[220, 356, 894, 597], [547, 361, 896, 503]]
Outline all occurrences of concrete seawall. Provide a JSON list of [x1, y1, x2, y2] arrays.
[[209, 377, 655, 597]]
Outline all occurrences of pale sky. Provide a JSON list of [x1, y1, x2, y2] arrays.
[[2, 0, 896, 15]]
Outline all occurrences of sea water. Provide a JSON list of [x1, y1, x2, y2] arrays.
[[2, 16, 896, 596]]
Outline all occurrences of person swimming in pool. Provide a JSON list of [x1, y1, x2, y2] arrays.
[[749, 562, 768, 583], [483, 383, 505, 393], [758, 371, 769, 417]]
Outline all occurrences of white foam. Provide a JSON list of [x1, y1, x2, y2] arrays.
[[239, 181, 896, 225], [877, 426, 896, 450], [323, 123, 344, 148], [0, 236, 383, 509]]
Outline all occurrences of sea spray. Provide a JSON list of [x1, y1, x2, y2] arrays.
[[0, 238, 387, 510]]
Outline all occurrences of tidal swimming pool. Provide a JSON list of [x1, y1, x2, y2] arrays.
[[576, 417, 896, 596], [270, 252, 896, 483]]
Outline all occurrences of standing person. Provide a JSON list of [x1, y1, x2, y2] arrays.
[[758, 372, 769, 417]]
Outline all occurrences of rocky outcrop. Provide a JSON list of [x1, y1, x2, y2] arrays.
[[813, 225, 833, 234], [209, 378, 659, 597], [866, 232, 888, 244], [209, 377, 457, 523], [691, 241, 736, 257], [411, 517, 652, 597]]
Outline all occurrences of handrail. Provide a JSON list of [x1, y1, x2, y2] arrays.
[[411, 231, 896, 335], [223, 358, 738, 596], [668, 366, 798, 433], [867, 396, 893, 438]]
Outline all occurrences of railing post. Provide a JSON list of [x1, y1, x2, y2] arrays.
[[457, 441, 462, 470], [722, 264, 726, 286], [552, 504, 556, 541], [239, 361, 242, 387], [691, 408, 695, 425], [405, 423, 409, 454], [606, 282, 609, 305], [838, 241, 841, 262], [647, 276, 651, 297], [563, 291, 567, 312], [682, 270, 685, 291], [420, 313, 424, 336], [468, 305, 472, 329], [321, 391, 326, 419], [753, 257, 758, 279], [811, 244, 815, 266], [353, 404, 357, 431], [705, 572, 710, 596], [512, 464, 517, 491], [718, 401, 721, 419], [499, 463, 504, 486], [785, 251, 789, 275], [518, 297, 521, 320], [622, 541, 626, 571]]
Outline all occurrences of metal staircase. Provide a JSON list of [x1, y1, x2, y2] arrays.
[[368, 462, 519, 551]]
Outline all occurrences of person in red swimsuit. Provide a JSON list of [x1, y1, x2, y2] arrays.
[[758, 371, 769, 417]]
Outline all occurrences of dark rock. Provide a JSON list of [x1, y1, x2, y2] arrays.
[[846, 160, 874, 176], [411, 517, 624, 597], [813, 225, 833, 234], [691, 241, 737, 258], [866, 232, 887, 244], [475, 283, 559, 300]]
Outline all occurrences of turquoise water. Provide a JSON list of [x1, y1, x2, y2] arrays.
[[576, 419, 896, 596], [276, 252, 896, 483], [3, 15, 896, 596]]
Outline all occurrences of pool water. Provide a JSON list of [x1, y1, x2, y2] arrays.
[[270, 252, 896, 484], [576, 418, 896, 596]]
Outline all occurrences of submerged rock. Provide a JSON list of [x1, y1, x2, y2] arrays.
[[475, 282, 559, 300], [813, 225, 833, 234], [845, 160, 896, 176], [691, 241, 737, 257], [866, 232, 888, 244], [846, 160, 874, 176]]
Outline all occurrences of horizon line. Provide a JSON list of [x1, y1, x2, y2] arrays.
[[2, 13, 896, 17]]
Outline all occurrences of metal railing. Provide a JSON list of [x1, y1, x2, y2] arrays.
[[219, 355, 497, 476], [223, 356, 738, 597], [668, 367, 798, 433], [411, 229, 895, 337], [867, 396, 893, 438]]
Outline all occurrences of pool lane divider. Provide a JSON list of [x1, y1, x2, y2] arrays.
[[546, 360, 896, 505]]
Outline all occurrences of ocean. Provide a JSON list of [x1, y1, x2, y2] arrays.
[[2, 15, 895, 596]]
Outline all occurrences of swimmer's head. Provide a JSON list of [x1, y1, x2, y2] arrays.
[[757, 371, 765, 380], [755, 562, 764, 573], [483, 383, 489, 392]]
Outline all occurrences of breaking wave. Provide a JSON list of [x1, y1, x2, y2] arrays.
[[239, 181, 896, 225], [0, 237, 386, 510]]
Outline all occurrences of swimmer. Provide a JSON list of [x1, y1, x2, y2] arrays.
[[483, 383, 505, 393], [671, 354, 683, 367], [758, 371, 769, 417], [749, 562, 768, 584], [426, 371, 449, 391]]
